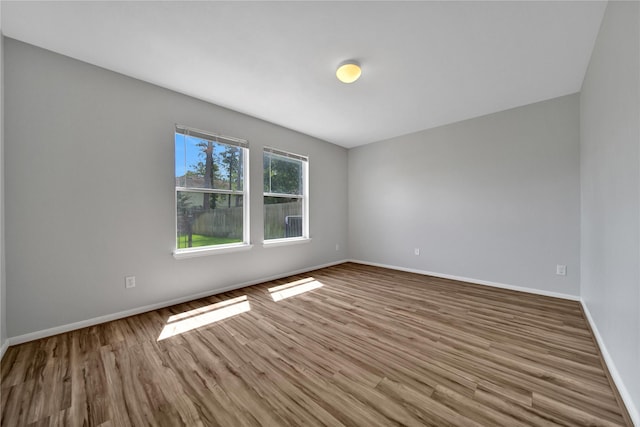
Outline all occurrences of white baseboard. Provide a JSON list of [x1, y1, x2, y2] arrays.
[[5, 259, 349, 348], [581, 300, 639, 427], [348, 259, 581, 301], [0, 339, 9, 360]]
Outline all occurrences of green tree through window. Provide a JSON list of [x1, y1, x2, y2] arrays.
[[175, 126, 249, 251]]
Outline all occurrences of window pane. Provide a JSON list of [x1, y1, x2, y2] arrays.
[[175, 132, 186, 187], [216, 145, 244, 191], [177, 191, 243, 248], [264, 152, 302, 195], [176, 135, 244, 191], [264, 196, 303, 239]]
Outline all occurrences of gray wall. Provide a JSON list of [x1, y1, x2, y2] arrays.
[[349, 94, 581, 296], [4, 39, 348, 338], [580, 0, 640, 421], [0, 9, 6, 351]]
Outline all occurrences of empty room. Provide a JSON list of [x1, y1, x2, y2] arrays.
[[0, 1, 638, 426]]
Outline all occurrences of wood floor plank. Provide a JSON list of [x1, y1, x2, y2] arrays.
[[473, 387, 561, 427], [1, 262, 633, 426], [375, 377, 483, 427]]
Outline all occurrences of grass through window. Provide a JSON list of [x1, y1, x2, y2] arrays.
[[177, 234, 242, 249]]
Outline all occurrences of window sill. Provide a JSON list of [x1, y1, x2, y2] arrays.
[[262, 237, 312, 248], [173, 243, 253, 259]]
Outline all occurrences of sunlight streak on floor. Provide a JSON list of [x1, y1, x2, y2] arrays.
[[158, 295, 250, 340], [269, 277, 323, 302], [167, 295, 248, 323]]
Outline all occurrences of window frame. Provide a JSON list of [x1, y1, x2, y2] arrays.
[[173, 125, 251, 258], [262, 147, 309, 245]]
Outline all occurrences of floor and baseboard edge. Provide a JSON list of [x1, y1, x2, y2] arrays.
[[4, 259, 349, 350], [348, 259, 636, 425], [580, 300, 638, 427], [4, 259, 636, 425], [347, 259, 581, 301]]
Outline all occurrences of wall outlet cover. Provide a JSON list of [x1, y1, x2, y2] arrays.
[[125, 276, 136, 288]]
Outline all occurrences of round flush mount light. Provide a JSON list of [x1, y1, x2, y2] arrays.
[[336, 60, 362, 84]]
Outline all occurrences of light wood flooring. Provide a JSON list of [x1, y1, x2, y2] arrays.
[[1, 262, 633, 426]]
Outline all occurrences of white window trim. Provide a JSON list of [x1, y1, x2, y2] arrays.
[[174, 125, 250, 256], [262, 237, 312, 248], [173, 243, 253, 259]]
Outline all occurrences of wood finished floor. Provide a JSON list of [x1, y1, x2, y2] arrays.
[[1, 262, 632, 426]]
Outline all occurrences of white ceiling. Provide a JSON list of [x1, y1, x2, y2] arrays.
[[1, 1, 607, 148]]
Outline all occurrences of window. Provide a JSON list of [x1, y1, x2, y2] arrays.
[[175, 125, 249, 253], [263, 147, 308, 242]]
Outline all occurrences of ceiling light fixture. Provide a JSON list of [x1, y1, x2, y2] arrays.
[[336, 60, 361, 84]]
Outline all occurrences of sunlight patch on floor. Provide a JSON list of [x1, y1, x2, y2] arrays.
[[158, 295, 250, 341], [269, 277, 323, 302]]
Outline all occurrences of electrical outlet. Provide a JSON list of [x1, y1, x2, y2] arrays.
[[335, 244, 340, 251], [125, 276, 136, 289], [414, 248, 420, 256], [556, 265, 567, 276]]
